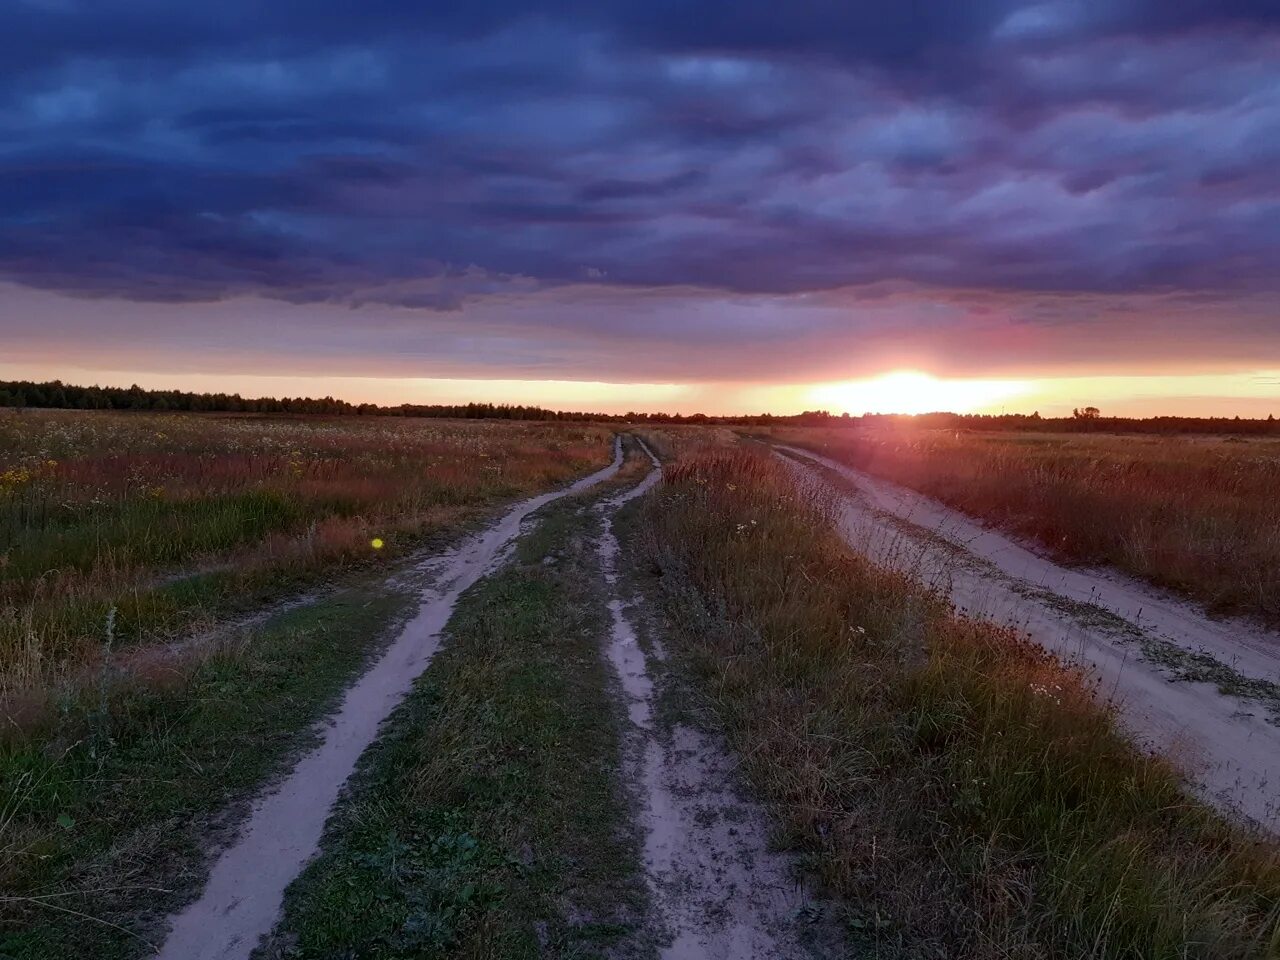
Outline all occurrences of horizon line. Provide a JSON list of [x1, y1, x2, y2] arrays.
[[2, 376, 1277, 425]]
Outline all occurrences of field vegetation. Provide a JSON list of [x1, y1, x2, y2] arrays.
[[643, 447, 1280, 958], [768, 426, 1280, 623], [9, 408, 1279, 957], [2, 584, 417, 958], [0, 410, 613, 698], [1, 410, 616, 956]]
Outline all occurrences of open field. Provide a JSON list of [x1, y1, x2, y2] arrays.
[[0, 411, 615, 957], [765, 426, 1280, 624], [4, 412, 1280, 959], [0, 410, 614, 698]]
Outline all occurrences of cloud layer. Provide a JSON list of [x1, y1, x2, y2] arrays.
[[1, 2, 1277, 383]]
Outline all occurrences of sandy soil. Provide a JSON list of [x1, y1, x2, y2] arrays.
[[153, 440, 624, 960], [598, 441, 842, 959], [778, 444, 1280, 832]]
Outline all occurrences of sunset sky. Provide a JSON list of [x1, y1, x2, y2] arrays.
[[1, 2, 1277, 416]]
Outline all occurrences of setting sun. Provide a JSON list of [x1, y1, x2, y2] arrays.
[[809, 371, 1032, 415]]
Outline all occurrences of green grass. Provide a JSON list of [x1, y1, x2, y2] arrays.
[[4, 502, 493, 689], [0, 583, 417, 959], [2, 490, 304, 584], [1, 410, 617, 693], [642, 448, 1280, 959], [266, 494, 651, 959]]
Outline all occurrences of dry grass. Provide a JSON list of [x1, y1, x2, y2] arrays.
[[769, 426, 1280, 624], [633, 424, 739, 462], [0, 410, 614, 696], [644, 448, 1280, 958]]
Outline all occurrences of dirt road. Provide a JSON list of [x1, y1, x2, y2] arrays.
[[157, 437, 844, 958], [778, 444, 1280, 832], [599, 441, 841, 959], [155, 440, 625, 960]]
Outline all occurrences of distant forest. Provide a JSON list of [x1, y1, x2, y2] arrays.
[[1, 378, 1277, 435], [0, 378, 617, 422]]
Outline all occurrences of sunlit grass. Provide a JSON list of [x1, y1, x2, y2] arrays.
[[771, 426, 1280, 623]]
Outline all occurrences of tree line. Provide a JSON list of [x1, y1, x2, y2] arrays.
[[0, 379, 613, 421], [1, 379, 1275, 434]]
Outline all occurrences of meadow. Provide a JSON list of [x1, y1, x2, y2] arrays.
[[0, 410, 613, 699], [768, 426, 1280, 624], [1, 410, 616, 956], [7, 410, 1280, 958], [644, 447, 1280, 958]]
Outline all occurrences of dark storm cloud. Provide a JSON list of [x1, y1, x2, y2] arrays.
[[0, 0, 1277, 316]]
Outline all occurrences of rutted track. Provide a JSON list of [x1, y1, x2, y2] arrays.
[[154, 440, 625, 960], [599, 441, 840, 958], [777, 443, 1280, 832]]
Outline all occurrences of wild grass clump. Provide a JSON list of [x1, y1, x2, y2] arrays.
[[772, 426, 1280, 624], [645, 449, 1280, 958], [0, 410, 614, 695]]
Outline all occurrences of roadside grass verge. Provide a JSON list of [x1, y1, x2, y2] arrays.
[[264, 476, 649, 958], [0, 583, 418, 959], [766, 426, 1280, 624], [641, 448, 1280, 959]]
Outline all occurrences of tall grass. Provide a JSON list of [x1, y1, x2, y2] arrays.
[[0, 410, 614, 695], [645, 449, 1280, 958], [772, 427, 1280, 623]]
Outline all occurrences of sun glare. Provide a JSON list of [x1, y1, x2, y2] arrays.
[[810, 370, 1031, 416]]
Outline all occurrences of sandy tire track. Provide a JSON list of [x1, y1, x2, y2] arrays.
[[598, 440, 843, 959], [153, 439, 625, 960], [777, 443, 1280, 832]]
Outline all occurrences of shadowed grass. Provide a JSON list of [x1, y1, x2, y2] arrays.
[[642, 448, 1280, 959]]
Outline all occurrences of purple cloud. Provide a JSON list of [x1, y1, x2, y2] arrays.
[[0, 1, 1277, 385]]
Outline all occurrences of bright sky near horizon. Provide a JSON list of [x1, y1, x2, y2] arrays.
[[1, 4, 1278, 416], [3, 360, 1276, 419]]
